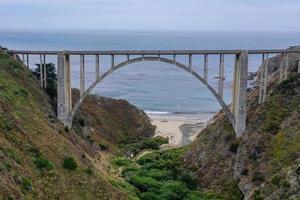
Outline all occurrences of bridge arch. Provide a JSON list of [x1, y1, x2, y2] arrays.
[[70, 56, 235, 127]]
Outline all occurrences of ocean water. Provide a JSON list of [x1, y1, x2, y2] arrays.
[[0, 30, 299, 115]]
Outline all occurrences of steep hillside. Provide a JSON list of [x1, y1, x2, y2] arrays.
[[72, 90, 155, 155], [183, 51, 300, 199], [0, 50, 154, 199]]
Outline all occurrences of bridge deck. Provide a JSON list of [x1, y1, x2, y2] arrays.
[[8, 49, 300, 55]]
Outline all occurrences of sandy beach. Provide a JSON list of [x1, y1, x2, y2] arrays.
[[148, 113, 214, 147]]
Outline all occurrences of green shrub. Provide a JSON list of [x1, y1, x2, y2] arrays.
[[226, 182, 244, 200], [271, 175, 281, 186], [14, 88, 28, 98], [142, 137, 168, 150], [140, 192, 163, 200], [120, 136, 168, 157], [84, 168, 93, 175], [21, 177, 32, 192], [113, 157, 133, 167], [129, 176, 161, 192], [34, 157, 54, 171], [281, 180, 291, 188], [158, 181, 190, 200], [63, 157, 77, 170], [177, 168, 197, 189], [138, 168, 173, 181]]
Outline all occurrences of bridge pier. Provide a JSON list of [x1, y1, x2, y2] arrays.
[[218, 54, 225, 98], [95, 55, 100, 81], [204, 54, 208, 81], [57, 52, 72, 127], [43, 54, 47, 88], [232, 51, 248, 137], [80, 54, 85, 96], [39, 55, 44, 88], [262, 54, 269, 103]]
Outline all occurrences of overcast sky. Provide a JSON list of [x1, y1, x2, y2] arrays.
[[0, 0, 300, 31]]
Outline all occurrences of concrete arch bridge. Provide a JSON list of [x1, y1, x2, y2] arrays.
[[9, 49, 300, 138]]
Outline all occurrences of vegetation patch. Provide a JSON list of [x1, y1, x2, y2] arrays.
[[3, 148, 21, 164], [34, 157, 55, 171], [271, 175, 281, 186], [63, 157, 78, 170], [261, 96, 288, 134], [119, 148, 224, 200], [119, 136, 168, 157], [113, 157, 134, 167], [108, 177, 140, 200], [84, 168, 93, 175], [21, 176, 33, 193]]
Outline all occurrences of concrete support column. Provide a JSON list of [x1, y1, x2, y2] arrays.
[[57, 52, 72, 127], [204, 54, 208, 81], [284, 54, 289, 80], [173, 54, 176, 62], [80, 54, 85, 96], [279, 53, 285, 83], [189, 54, 192, 70], [218, 54, 225, 98], [26, 54, 29, 68], [258, 54, 265, 104], [39, 55, 44, 88], [262, 54, 269, 103], [95, 55, 100, 81], [111, 55, 115, 67], [231, 58, 238, 113], [233, 51, 248, 137], [43, 54, 47, 88]]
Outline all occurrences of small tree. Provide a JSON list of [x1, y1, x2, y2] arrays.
[[33, 63, 57, 99], [63, 157, 78, 170]]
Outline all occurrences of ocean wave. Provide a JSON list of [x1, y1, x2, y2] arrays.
[[145, 110, 216, 115], [145, 110, 171, 115]]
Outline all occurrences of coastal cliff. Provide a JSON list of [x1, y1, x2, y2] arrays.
[[0, 50, 155, 199], [183, 48, 300, 199]]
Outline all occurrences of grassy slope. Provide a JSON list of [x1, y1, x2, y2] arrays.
[[0, 51, 141, 199]]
